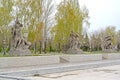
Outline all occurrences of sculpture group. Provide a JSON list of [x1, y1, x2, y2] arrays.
[[8, 19, 117, 55], [67, 31, 83, 54], [9, 19, 31, 56], [102, 35, 116, 53], [67, 31, 117, 53]]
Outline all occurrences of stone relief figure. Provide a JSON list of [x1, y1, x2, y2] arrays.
[[67, 31, 83, 54], [69, 31, 80, 50], [11, 20, 23, 49], [101, 35, 116, 52], [69, 31, 75, 49], [9, 19, 31, 56]]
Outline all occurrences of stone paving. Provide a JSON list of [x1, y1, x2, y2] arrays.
[[26, 65, 120, 80], [0, 59, 120, 80]]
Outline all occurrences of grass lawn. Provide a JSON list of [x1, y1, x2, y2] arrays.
[[0, 51, 120, 57]]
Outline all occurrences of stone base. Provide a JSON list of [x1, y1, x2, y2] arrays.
[[9, 49, 31, 56], [66, 49, 84, 54], [102, 49, 117, 53], [102, 53, 120, 60]]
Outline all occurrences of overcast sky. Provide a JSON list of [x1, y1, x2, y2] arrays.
[[54, 0, 120, 32]]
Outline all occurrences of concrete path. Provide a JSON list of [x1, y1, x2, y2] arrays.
[[26, 65, 120, 80], [0, 59, 120, 80]]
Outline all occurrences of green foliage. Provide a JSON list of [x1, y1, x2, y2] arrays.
[[0, 0, 13, 27], [82, 33, 90, 51], [90, 26, 117, 51], [105, 26, 117, 45], [51, 0, 89, 50], [0, 47, 2, 52], [0, 0, 120, 53], [0, 0, 13, 51]]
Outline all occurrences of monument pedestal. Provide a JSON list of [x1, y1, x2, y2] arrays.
[[9, 48, 31, 56], [102, 49, 117, 53], [67, 49, 84, 54]]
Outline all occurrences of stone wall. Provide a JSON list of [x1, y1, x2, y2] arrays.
[[0, 56, 59, 68], [60, 54, 102, 63], [0, 53, 120, 68], [102, 53, 120, 59]]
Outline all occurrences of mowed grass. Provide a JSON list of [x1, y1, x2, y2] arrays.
[[0, 51, 120, 57]]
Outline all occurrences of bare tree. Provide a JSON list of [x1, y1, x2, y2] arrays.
[[40, 0, 54, 51]]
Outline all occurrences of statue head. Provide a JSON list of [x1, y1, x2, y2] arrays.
[[15, 19, 23, 28]]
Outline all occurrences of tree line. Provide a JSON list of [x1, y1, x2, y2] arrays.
[[0, 0, 120, 53]]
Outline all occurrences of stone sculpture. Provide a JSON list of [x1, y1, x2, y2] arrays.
[[102, 35, 116, 53], [67, 31, 83, 54], [9, 19, 31, 56]]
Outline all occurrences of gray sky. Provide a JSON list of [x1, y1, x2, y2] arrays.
[[55, 0, 120, 32]]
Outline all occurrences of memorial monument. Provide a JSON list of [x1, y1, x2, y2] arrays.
[[9, 19, 31, 56], [101, 35, 116, 53], [67, 31, 83, 54]]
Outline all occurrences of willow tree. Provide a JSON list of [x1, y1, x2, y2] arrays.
[[0, 0, 13, 27], [27, 0, 43, 43], [51, 0, 89, 49], [13, 0, 54, 43], [29, 0, 54, 52], [0, 0, 13, 50]]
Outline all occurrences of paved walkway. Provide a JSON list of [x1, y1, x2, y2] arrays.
[[0, 59, 120, 80], [26, 65, 120, 80]]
